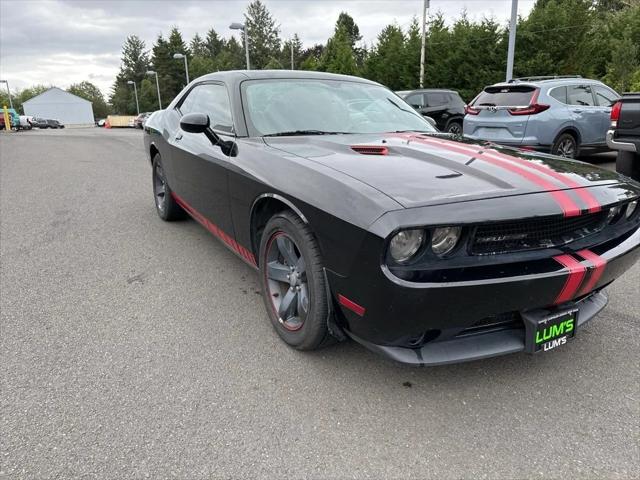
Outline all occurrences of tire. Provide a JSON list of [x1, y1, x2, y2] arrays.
[[446, 121, 462, 135], [152, 153, 185, 221], [259, 211, 333, 350], [616, 150, 640, 181], [551, 132, 579, 158]]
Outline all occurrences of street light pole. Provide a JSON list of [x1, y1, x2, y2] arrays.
[[290, 40, 294, 70], [146, 71, 162, 110], [0, 80, 14, 109], [173, 53, 190, 85], [419, 0, 430, 89], [127, 80, 140, 115], [506, 0, 518, 82], [230, 22, 251, 70]]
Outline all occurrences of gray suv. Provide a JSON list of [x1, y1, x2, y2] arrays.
[[463, 76, 619, 158]]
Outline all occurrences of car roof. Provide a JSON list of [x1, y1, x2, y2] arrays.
[[398, 88, 459, 94], [195, 69, 381, 86], [488, 77, 606, 89]]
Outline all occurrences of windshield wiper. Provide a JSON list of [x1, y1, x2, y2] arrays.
[[391, 129, 434, 133], [263, 130, 350, 137], [386, 98, 416, 114]]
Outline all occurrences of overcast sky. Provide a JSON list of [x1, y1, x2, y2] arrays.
[[0, 0, 535, 97]]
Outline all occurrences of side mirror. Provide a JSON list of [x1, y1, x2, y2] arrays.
[[424, 116, 437, 129], [180, 113, 209, 133]]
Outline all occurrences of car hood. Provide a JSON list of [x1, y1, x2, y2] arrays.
[[263, 133, 620, 209]]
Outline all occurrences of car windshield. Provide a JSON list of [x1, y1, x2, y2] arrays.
[[241, 78, 436, 136]]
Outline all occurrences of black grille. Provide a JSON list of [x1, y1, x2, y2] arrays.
[[470, 211, 608, 255]]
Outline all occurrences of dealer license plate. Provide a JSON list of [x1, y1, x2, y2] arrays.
[[523, 309, 578, 353]]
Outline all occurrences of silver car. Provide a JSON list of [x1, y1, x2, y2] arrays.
[[463, 76, 619, 158]]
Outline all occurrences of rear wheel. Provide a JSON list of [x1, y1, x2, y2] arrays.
[[551, 133, 578, 158], [616, 150, 640, 181], [152, 153, 185, 221], [259, 211, 333, 350]]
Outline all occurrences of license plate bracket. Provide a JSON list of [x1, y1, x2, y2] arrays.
[[522, 308, 578, 353]]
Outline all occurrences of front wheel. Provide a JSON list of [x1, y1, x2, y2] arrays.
[[259, 211, 333, 350], [551, 133, 578, 158], [152, 153, 185, 221], [446, 121, 462, 135]]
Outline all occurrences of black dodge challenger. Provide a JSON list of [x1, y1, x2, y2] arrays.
[[144, 70, 640, 365]]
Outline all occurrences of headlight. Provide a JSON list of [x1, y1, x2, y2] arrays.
[[389, 229, 425, 263], [626, 200, 638, 219], [607, 205, 621, 223], [431, 226, 462, 256]]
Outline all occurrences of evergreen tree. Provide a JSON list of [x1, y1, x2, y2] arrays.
[[138, 78, 160, 112], [299, 44, 324, 70], [280, 34, 303, 69], [244, 0, 281, 69], [336, 12, 362, 48], [190, 33, 207, 57], [216, 37, 246, 70], [148, 28, 190, 107], [205, 29, 224, 58], [515, 0, 593, 77], [403, 17, 422, 89], [604, 32, 639, 91], [365, 24, 408, 90], [109, 35, 150, 114], [318, 16, 360, 75]]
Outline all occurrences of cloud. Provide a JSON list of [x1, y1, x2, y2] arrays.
[[0, 0, 534, 97]]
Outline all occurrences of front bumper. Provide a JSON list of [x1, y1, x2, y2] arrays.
[[606, 130, 638, 153], [347, 290, 608, 366], [328, 215, 640, 366]]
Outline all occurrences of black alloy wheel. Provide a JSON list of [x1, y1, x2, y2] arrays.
[[152, 153, 185, 221], [552, 133, 578, 159], [259, 211, 333, 350], [446, 122, 462, 135], [264, 232, 309, 332]]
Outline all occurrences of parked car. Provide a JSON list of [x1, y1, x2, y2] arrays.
[[464, 76, 620, 158], [46, 119, 64, 129], [96, 118, 106, 127], [144, 70, 639, 366], [607, 93, 640, 180], [30, 117, 50, 128], [134, 112, 152, 129], [18, 116, 33, 130], [396, 89, 465, 134]]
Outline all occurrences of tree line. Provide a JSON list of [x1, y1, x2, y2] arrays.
[[108, 0, 638, 114], [2, 0, 637, 117]]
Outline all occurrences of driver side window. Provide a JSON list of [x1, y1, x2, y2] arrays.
[[179, 84, 234, 134]]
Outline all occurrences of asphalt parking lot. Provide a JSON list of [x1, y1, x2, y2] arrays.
[[1, 128, 638, 479]]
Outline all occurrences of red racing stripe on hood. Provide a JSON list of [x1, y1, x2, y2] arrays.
[[396, 134, 582, 217], [410, 135, 600, 213], [468, 144, 601, 213]]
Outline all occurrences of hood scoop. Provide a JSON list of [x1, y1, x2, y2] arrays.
[[351, 145, 388, 155]]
